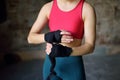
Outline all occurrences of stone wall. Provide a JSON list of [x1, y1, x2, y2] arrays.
[[0, 0, 120, 80], [0, 0, 120, 59], [0, 0, 50, 60], [87, 0, 120, 54]]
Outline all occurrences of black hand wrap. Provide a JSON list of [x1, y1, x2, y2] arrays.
[[45, 30, 62, 43], [46, 44, 72, 80], [45, 30, 72, 80], [46, 56, 62, 80], [50, 44, 72, 57]]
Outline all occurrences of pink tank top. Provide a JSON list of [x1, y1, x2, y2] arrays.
[[49, 0, 84, 39]]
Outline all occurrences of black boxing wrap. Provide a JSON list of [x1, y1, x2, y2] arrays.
[[45, 30, 72, 80], [46, 56, 62, 80], [49, 44, 72, 57], [45, 30, 62, 43], [46, 44, 72, 80]]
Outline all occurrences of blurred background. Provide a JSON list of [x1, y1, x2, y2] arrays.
[[0, 0, 120, 80]]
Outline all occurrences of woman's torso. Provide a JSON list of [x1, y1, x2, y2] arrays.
[[47, 0, 84, 48]]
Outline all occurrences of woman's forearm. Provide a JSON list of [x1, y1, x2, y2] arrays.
[[27, 33, 45, 44], [71, 43, 95, 56]]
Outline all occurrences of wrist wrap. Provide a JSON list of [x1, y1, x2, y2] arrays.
[[45, 30, 62, 43], [45, 30, 72, 80], [46, 44, 72, 80], [49, 44, 72, 57]]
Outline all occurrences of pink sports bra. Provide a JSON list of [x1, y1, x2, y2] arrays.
[[49, 0, 84, 39]]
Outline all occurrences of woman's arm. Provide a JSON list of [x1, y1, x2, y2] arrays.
[[27, 2, 52, 44], [71, 2, 96, 56], [45, 2, 96, 56]]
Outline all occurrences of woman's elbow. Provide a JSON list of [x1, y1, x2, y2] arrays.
[[89, 45, 95, 53], [86, 42, 95, 53]]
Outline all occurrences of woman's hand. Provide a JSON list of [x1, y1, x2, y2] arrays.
[[45, 30, 74, 54], [60, 30, 73, 43], [46, 43, 52, 55]]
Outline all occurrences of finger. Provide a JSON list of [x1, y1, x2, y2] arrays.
[[60, 30, 71, 35], [61, 36, 73, 43], [46, 43, 52, 55], [46, 43, 52, 46], [62, 35, 73, 40], [46, 43, 52, 48], [45, 47, 51, 55]]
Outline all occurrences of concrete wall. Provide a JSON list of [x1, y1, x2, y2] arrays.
[[88, 0, 120, 54], [0, 0, 119, 56], [0, 0, 50, 60], [0, 0, 120, 80], [0, 0, 120, 62]]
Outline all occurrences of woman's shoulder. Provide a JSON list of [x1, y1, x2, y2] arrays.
[[83, 1, 94, 10], [82, 1, 95, 19], [40, 1, 53, 18], [83, 1, 95, 12], [42, 1, 53, 10]]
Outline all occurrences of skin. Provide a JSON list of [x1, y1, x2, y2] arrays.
[[27, 0, 96, 56]]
